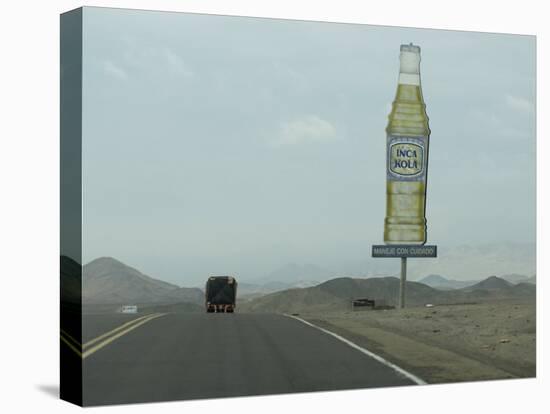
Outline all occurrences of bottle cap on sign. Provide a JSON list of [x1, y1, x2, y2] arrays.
[[400, 43, 421, 54], [398, 43, 421, 85]]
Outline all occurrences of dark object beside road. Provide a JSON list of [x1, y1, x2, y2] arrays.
[[352, 298, 375, 309], [205, 276, 238, 313], [352, 298, 395, 311]]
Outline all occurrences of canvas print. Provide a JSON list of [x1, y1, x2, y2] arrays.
[[60, 6, 536, 407]]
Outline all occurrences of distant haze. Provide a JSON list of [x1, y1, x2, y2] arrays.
[[80, 8, 536, 286]]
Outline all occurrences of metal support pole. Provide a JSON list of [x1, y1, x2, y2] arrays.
[[399, 257, 407, 309]]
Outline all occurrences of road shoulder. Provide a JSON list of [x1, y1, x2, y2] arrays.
[[304, 315, 517, 384]]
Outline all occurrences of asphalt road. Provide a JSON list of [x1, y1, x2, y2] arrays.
[[81, 312, 417, 406], [82, 313, 146, 343]]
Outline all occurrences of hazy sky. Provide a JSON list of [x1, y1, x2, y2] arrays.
[[81, 7, 536, 285]]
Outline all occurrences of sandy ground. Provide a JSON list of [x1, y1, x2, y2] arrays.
[[302, 299, 535, 384]]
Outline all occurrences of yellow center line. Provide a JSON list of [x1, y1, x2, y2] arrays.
[[60, 334, 82, 357], [82, 313, 167, 359], [60, 329, 81, 349], [60, 313, 168, 359], [82, 313, 160, 350]]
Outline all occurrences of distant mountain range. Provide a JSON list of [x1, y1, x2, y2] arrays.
[[405, 242, 535, 281], [62, 252, 536, 314], [257, 263, 333, 285], [417, 273, 536, 290], [238, 280, 321, 299], [236, 263, 333, 299], [240, 275, 536, 314], [416, 274, 479, 290], [239, 243, 535, 289], [82, 257, 203, 306], [500, 273, 536, 284]]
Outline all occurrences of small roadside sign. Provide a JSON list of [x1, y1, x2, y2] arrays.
[[372, 245, 437, 258]]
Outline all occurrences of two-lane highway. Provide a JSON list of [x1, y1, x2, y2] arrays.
[[80, 312, 419, 406]]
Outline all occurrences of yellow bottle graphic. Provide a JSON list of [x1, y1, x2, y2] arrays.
[[384, 43, 430, 245]]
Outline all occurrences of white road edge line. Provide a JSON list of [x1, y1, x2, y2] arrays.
[[284, 314, 427, 385]]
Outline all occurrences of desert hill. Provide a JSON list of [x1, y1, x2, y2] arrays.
[[240, 275, 535, 313], [464, 275, 513, 291], [82, 257, 203, 306], [60, 255, 82, 304]]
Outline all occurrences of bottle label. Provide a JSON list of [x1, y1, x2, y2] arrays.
[[387, 135, 427, 181]]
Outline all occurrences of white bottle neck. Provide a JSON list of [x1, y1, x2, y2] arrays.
[[398, 49, 421, 86]]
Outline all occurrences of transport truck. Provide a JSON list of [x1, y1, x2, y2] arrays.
[[205, 276, 238, 313]]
